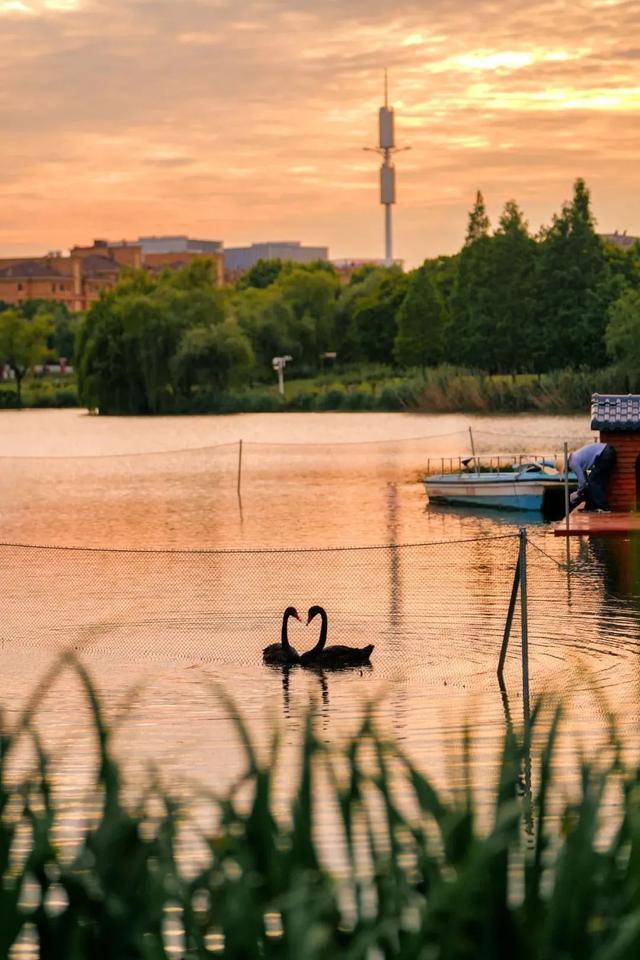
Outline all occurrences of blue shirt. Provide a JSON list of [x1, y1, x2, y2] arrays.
[[568, 442, 606, 488]]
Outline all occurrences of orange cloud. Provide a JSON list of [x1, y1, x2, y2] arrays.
[[0, 0, 638, 265]]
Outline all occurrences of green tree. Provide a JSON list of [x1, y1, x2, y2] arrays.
[[0, 307, 53, 404], [422, 254, 459, 316], [533, 178, 609, 370], [351, 268, 409, 363], [276, 267, 340, 368], [605, 288, 640, 382], [465, 189, 490, 243], [172, 323, 254, 394], [76, 259, 228, 414], [394, 265, 445, 372], [488, 201, 537, 373], [451, 191, 495, 368], [21, 298, 78, 363], [233, 286, 296, 377], [335, 267, 408, 363], [235, 258, 285, 290]]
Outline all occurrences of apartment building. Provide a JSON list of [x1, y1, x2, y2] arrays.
[[224, 241, 328, 280], [0, 236, 223, 312]]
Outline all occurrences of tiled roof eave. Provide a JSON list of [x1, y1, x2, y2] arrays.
[[592, 420, 640, 432], [591, 393, 640, 431]]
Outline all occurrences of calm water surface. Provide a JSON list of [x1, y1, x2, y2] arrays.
[[0, 409, 638, 832]]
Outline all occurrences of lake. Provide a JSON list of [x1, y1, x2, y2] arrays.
[[0, 408, 638, 835]]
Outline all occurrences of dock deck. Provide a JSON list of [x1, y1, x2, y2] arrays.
[[553, 512, 640, 537]]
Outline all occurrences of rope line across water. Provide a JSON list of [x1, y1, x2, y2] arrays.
[[527, 537, 567, 570], [0, 441, 238, 461], [0, 430, 470, 460], [0, 533, 519, 556]]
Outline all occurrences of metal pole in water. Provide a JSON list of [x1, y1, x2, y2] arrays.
[[237, 439, 243, 496], [519, 527, 530, 725], [497, 552, 521, 687], [563, 441, 570, 534]]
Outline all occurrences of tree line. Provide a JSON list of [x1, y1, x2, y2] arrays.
[[1, 178, 639, 413]]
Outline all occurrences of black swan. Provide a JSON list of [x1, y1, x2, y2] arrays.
[[299, 606, 374, 668], [263, 606, 301, 665]]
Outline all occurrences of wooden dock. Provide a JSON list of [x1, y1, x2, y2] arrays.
[[554, 512, 640, 537]]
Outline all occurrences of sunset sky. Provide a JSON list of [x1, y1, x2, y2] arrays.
[[1, 0, 638, 266]]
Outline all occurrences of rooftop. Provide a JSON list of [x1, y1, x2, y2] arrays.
[[0, 260, 64, 279], [591, 393, 640, 431], [78, 254, 122, 275]]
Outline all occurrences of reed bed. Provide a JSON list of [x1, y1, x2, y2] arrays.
[[2, 659, 640, 958]]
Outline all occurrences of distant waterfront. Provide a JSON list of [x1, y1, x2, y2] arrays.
[[1, 363, 634, 415]]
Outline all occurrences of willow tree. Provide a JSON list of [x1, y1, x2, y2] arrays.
[[76, 259, 239, 414]]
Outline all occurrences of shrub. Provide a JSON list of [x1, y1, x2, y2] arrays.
[[0, 388, 20, 409]]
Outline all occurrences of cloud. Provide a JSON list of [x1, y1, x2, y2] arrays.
[[0, 0, 638, 263]]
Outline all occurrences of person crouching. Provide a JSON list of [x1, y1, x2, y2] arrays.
[[568, 442, 616, 513]]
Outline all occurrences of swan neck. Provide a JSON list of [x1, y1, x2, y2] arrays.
[[316, 609, 328, 653], [281, 611, 292, 651]]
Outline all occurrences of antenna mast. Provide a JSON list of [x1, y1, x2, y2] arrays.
[[365, 72, 409, 267]]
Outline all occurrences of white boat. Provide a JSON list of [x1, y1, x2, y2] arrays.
[[423, 460, 576, 513]]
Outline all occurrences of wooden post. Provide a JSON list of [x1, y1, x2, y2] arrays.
[[237, 439, 243, 496], [469, 426, 477, 472], [497, 552, 521, 687], [519, 527, 530, 725]]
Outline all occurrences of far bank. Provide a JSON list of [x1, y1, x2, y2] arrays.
[[1, 364, 636, 416]]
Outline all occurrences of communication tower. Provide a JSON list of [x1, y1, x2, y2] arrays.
[[365, 72, 409, 266]]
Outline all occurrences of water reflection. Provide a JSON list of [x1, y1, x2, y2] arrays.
[[500, 683, 533, 840], [587, 535, 640, 604], [278, 664, 329, 719], [427, 501, 549, 529], [275, 662, 373, 727]]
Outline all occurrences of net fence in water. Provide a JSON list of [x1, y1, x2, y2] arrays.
[[0, 535, 523, 685]]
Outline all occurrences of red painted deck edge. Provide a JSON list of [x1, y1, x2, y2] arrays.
[[553, 512, 640, 536]]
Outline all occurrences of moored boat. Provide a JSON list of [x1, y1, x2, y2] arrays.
[[423, 460, 576, 514]]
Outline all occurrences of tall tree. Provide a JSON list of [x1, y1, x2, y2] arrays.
[[533, 178, 609, 370], [394, 265, 445, 372], [465, 190, 491, 244], [487, 201, 537, 373], [451, 191, 495, 368]]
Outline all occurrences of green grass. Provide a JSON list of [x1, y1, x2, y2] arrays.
[[3, 656, 640, 958], [0, 376, 79, 409]]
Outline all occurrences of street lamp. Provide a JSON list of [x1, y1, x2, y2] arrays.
[[272, 355, 293, 395]]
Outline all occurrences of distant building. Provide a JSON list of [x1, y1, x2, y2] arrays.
[[136, 235, 222, 255], [0, 236, 223, 311], [224, 241, 328, 280], [600, 231, 640, 250]]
